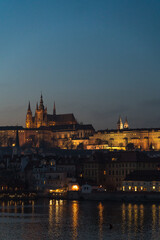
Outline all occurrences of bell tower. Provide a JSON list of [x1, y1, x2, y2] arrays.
[[117, 116, 123, 130], [34, 94, 48, 128], [26, 101, 33, 128], [124, 117, 129, 129]]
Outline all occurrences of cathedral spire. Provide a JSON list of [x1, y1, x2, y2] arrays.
[[117, 116, 123, 130], [39, 93, 44, 110], [124, 117, 129, 129], [40, 93, 43, 103], [53, 101, 56, 115], [28, 101, 31, 112]]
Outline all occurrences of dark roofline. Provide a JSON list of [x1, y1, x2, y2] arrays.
[[49, 124, 95, 132], [0, 126, 24, 130], [1, 124, 93, 132], [47, 113, 75, 117]]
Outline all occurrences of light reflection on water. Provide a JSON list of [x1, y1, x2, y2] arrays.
[[98, 202, 104, 240], [0, 200, 160, 239]]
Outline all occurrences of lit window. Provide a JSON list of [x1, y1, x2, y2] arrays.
[[135, 186, 137, 191], [153, 186, 155, 190], [129, 186, 131, 190], [140, 186, 143, 191], [122, 186, 125, 191], [71, 185, 79, 191]]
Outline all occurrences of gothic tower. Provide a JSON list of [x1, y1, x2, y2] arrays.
[[124, 117, 129, 129], [117, 116, 123, 130], [26, 102, 33, 128], [34, 94, 47, 128], [25, 94, 77, 128], [39, 93, 44, 110], [53, 101, 56, 115]]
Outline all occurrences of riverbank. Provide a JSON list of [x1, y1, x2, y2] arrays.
[[66, 191, 160, 202], [0, 191, 37, 200], [1, 190, 160, 202]]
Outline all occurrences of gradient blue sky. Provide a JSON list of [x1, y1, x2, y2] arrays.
[[0, 0, 160, 130]]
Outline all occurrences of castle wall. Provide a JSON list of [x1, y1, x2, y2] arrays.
[[89, 129, 160, 151], [1, 127, 160, 151]]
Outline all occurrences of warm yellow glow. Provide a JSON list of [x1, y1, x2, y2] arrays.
[[129, 186, 131, 190], [123, 186, 125, 191], [98, 202, 104, 237], [140, 204, 144, 227], [128, 203, 132, 230], [152, 204, 156, 228], [153, 186, 155, 190], [104, 170, 106, 175], [135, 186, 137, 191], [141, 186, 143, 191], [71, 185, 79, 191], [133, 204, 138, 229], [49, 189, 64, 193], [72, 201, 79, 239]]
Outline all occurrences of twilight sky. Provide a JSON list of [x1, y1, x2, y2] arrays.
[[0, 0, 160, 130]]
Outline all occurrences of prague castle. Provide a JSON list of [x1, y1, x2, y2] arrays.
[[0, 95, 160, 151], [26, 94, 77, 128]]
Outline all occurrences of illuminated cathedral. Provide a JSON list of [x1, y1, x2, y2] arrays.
[[26, 94, 77, 128]]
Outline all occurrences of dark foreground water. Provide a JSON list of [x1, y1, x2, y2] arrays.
[[0, 199, 160, 240]]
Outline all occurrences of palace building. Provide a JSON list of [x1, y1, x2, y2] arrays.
[[0, 97, 160, 151], [26, 94, 77, 128]]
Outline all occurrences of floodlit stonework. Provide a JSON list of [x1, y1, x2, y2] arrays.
[[0, 98, 160, 151], [26, 94, 77, 128]]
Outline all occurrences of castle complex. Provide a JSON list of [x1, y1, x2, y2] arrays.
[[0, 95, 160, 151], [26, 94, 77, 128]]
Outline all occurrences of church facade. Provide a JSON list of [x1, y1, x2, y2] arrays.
[[26, 94, 77, 128]]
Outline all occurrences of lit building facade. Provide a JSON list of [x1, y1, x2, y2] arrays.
[[89, 128, 160, 151], [104, 152, 160, 190], [122, 170, 160, 192], [2, 99, 160, 151], [26, 94, 77, 128]]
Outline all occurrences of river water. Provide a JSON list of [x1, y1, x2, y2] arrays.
[[0, 199, 160, 240]]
